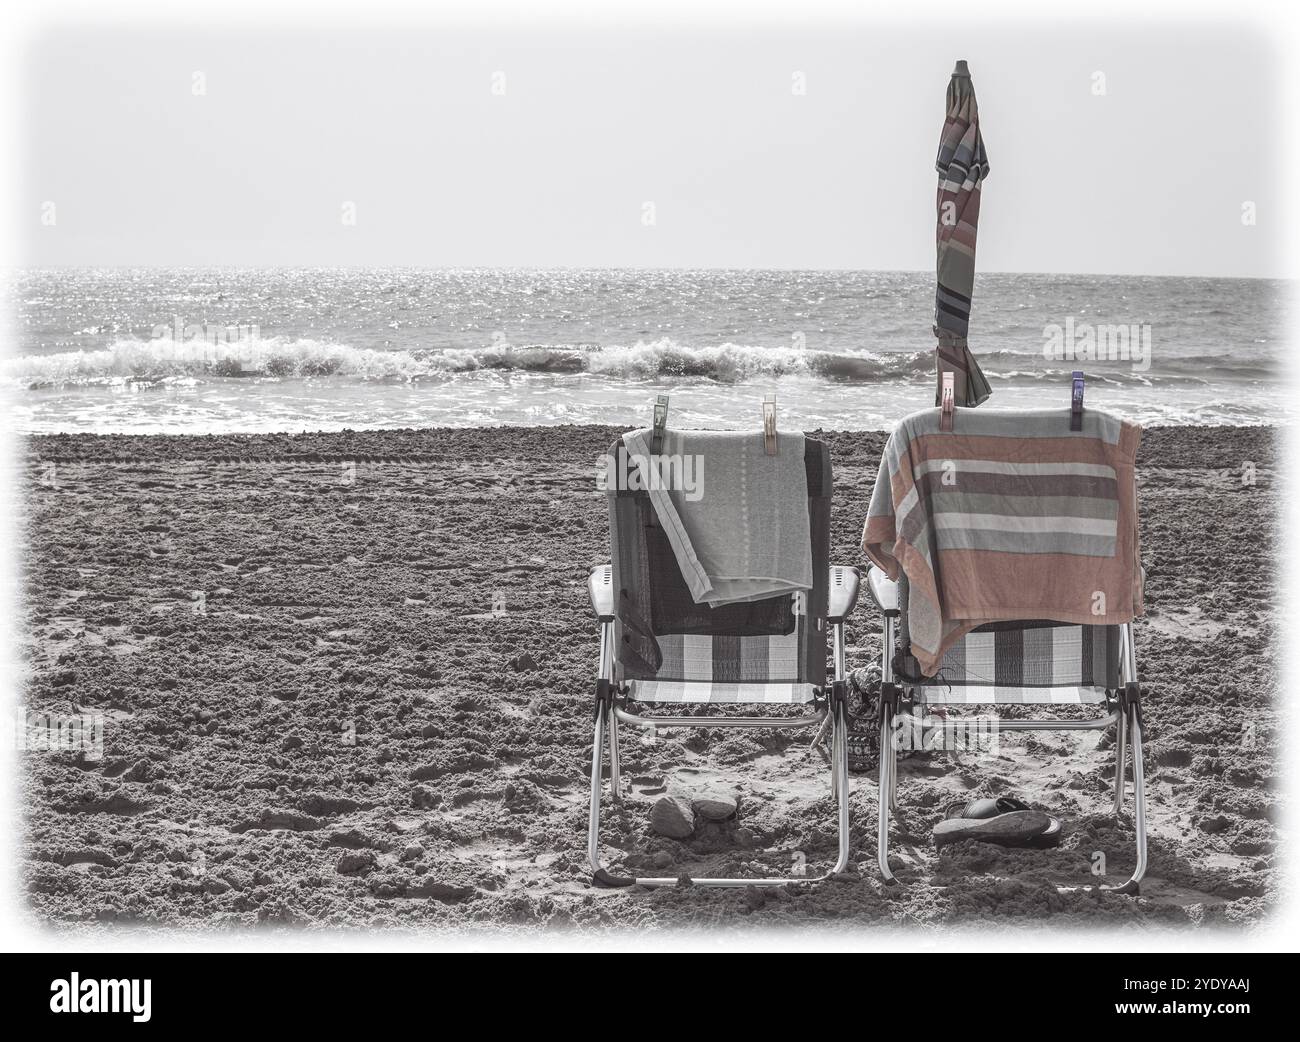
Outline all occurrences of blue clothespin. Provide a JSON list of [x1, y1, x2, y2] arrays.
[[651, 394, 669, 454], [1070, 371, 1084, 432]]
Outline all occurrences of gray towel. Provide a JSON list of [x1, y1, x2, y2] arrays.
[[621, 427, 812, 607]]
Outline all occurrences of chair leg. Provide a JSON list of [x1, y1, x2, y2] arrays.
[[588, 704, 636, 887], [587, 707, 606, 874], [1110, 704, 1148, 895], [608, 708, 621, 803], [1112, 704, 1128, 816], [877, 701, 898, 885], [1059, 702, 1147, 897], [888, 731, 899, 811], [831, 697, 852, 875], [1107, 622, 1146, 894], [830, 703, 842, 802], [810, 712, 832, 752]]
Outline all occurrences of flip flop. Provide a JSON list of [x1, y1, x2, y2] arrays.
[[933, 796, 1063, 849]]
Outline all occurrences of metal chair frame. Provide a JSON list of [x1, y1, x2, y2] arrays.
[[868, 566, 1147, 895], [586, 564, 857, 888]]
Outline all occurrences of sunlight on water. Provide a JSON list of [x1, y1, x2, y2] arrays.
[[4, 269, 1290, 433]]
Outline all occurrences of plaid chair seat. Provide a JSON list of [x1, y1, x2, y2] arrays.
[[624, 601, 819, 704], [904, 621, 1120, 705], [628, 680, 817, 704]]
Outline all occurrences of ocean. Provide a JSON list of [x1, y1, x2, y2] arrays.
[[4, 268, 1290, 434]]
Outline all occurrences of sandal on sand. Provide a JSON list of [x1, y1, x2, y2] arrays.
[[933, 796, 1062, 849]]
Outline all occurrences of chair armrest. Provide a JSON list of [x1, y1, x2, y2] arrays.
[[827, 565, 860, 622], [588, 564, 614, 622], [866, 564, 900, 616]]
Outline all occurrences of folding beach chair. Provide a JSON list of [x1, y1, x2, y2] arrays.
[[867, 569, 1147, 893], [586, 434, 858, 888]]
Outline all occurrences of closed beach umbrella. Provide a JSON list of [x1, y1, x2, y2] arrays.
[[934, 59, 993, 406]]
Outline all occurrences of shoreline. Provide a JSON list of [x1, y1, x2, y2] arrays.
[[20, 420, 1283, 454], [17, 423, 1282, 930]]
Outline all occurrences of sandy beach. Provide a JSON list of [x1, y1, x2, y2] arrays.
[[17, 423, 1280, 932]]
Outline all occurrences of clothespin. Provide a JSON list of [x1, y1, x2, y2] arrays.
[[939, 372, 955, 432], [651, 394, 668, 454], [762, 393, 778, 456], [1070, 371, 1084, 432]]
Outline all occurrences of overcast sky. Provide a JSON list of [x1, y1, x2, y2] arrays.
[[19, 18, 1283, 276]]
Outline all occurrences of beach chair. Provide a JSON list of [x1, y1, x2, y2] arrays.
[[867, 569, 1147, 893], [586, 435, 857, 888]]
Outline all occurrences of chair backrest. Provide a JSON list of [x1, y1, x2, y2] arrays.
[[606, 437, 832, 688], [882, 404, 1140, 694]]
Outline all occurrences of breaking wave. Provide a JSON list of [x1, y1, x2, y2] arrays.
[[2, 336, 1276, 391], [3, 337, 938, 389]]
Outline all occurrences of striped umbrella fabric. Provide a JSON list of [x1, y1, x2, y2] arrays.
[[934, 59, 993, 406]]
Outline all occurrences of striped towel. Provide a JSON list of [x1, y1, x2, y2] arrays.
[[863, 407, 1143, 677]]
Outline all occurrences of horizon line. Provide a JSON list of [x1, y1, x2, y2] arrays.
[[5, 265, 1293, 282]]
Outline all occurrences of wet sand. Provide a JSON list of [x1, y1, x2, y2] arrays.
[[17, 424, 1281, 932]]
